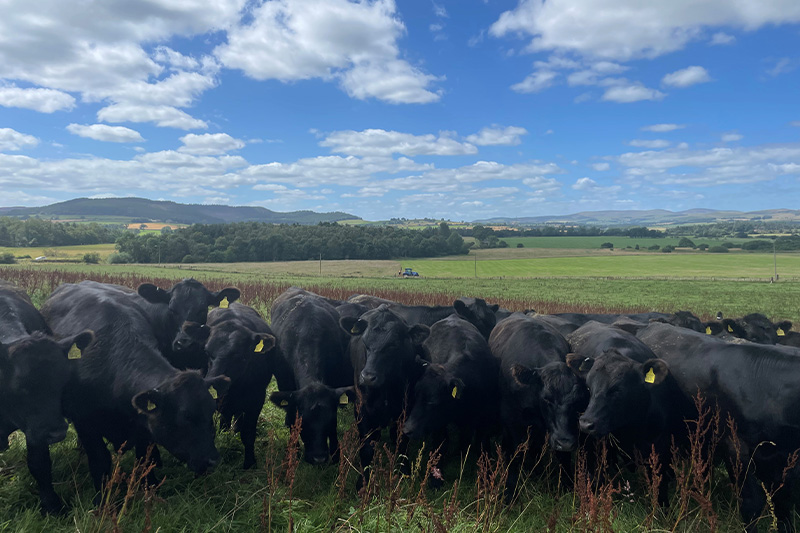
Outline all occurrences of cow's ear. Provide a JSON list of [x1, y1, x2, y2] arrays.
[[212, 288, 240, 307], [722, 319, 745, 337], [59, 330, 95, 358], [511, 364, 540, 387], [334, 386, 356, 407], [137, 283, 171, 305], [252, 333, 276, 354], [269, 391, 296, 410], [566, 353, 593, 379], [133, 389, 163, 415], [205, 375, 231, 398], [449, 378, 465, 400], [642, 359, 669, 386], [341, 317, 367, 336], [453, 299, 470, 318], [704, 322, 724, 335], [777, 321, 793, 336], [182, 322, 211, 342], [409, 324, 430, 346], [490, 304, 500, 313]]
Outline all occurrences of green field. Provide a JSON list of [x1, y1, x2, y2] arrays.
[[498, 235, 750, 249], [0, 243, 117, 261]]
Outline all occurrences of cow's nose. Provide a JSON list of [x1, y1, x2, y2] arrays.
[[551, 435, 576, 452], [359, 371, 377, 387], [579, 419, 595, 435]]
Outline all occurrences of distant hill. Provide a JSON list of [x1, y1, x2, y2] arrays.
[[5, 198, 359, 225], [476, 208, 800, 227]]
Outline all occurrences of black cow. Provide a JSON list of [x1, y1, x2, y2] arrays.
[[567, 320, 657, 362], [269, 290, 355, 465], [40, 282, 230, 504], [554, 310, 705, 333], [0, 281, 93, 514], [712, 313, 793, 345], [341, 305, 430, 489], [638, 322, 800, 531], [403, 315, 499, 485], [197, 302, 287, 469], [489, 313, 585, 499]]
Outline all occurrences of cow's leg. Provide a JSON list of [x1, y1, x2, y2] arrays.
[[25, 440, 64, 515], [503, 424, 530, 503], [75, 424, 112, 504], [739, 470, 767, 533], [240, 406, 260, 470], [356, 418, 380, 492]]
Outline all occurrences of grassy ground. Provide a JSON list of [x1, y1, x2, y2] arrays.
[[0, 243, 117, 262], [0, 262, 797, 532], [497, 235, 750, 249]]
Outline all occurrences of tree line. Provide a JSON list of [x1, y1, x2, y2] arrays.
[[0, 217, 124, 247], [113, 222, 470, 263]]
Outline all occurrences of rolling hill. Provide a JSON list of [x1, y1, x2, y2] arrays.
[[476, 208, 800, 226]]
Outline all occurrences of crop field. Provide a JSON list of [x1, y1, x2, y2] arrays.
[[0, 261, 798, 532], [0, 243, 117, 261]]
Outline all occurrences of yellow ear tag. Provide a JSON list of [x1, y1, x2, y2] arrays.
[[645, 368, 656, 384], [208, 386, 218, 399], [68, 343, 82, 359], [777, 328, 786, 336], [219, 297, 229, 309], [350, 326, 359, 334], [339, 393, 349, 405], [705, 326, 712, 335], [147, 401, 157, 411], [451, 386, 458, 399], [255, 339, 265, 353], [280, 400, 289, 407], [727, 325, 733, 333]]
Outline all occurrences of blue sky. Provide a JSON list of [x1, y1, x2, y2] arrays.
[[0, 0, 799, 221]]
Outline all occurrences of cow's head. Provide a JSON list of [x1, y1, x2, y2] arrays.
[[510, 360, 589, 452], [138, 278, 240, 326], [567, 350, 668, 437], [0, 330, 93, 447], [340, 305, 429, 389], [133, 371, 230, 474], [205, 321, 276, 382], [270, 384, 355, 465], [404, 359, 464, 441], [170, 321, 212, 370], [722, 313, 785, 344], [454, 297, 498, 340]]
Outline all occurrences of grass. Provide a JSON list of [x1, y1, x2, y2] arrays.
[[0, 243, 117, 261], [1, 261, 798, 532], [498, 236, 751, 249]]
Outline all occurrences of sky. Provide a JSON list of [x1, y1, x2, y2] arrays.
[[0, 0, 799, 221]]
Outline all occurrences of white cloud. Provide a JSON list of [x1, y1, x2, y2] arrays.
[[490, 0, 800, 61], [0, 86, 75, 113], [178, 133, 246, 155], [572, 177, 597, 190], [721, 132, 743, 142], [215, 0, 440, 104], [466, 126, 528, 146], [709, 32, 735, 45], [66, 124, 144, 143], [629, 139, 670, 149], [602, 84, 665, 103], [98, 104, 207, 130], [0, 128, 39, 152], [642, 123, 685, 132], [320, 129, 476, 157], [766, 57, 794, 77], [511, 70, 558, 93], [662, 66, 711, 88], [791, 121, 800, 127], [592, 162, 611, 171], [433, 3, 448, 18]]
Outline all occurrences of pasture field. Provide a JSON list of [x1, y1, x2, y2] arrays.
[[0, 243, 117, 261], [496, 235, 751, 249], [0, 263, 796, 532]]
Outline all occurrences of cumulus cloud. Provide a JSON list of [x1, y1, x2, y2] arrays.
[[66, 124, 144, 143], [0, 128, 39, 152], [602, 83, 665, 103], [642, 123, 685, 132], [511, 70, 558, 93], [178, 133, 246, 155], [662, 66, 711, 88], [592, 162, 611, 171], [629, 139, 670, 149], [215, 0, 440, 104], [98, 104, 207, 130], [572, 177, 598, 190], [721, 132, 743, 142], [320, 129, 476, 157], [490, 0, 800, 61], [709, 32, 735, 45], [0, 86, 75, 113], [466, 126, 528, 146]]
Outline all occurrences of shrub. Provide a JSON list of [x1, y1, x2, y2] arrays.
[[708, 246, 729, 253], [182, 254, 196, 263], [634, 244, 640, 250], [83, 253, 101, 264], [600, 242, 614, 249], [661, 245, 675, 253], [516, 243, 524, 248], [107, 252, 134, 264], [721, 242, 736, 249], [678, 237, 696, 248], [648, 245, 660, 251], [0, 252, 16, 264], [697, 243, 709, 250]]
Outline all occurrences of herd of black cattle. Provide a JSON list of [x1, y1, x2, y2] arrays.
[[2, 277, 800, 531]]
